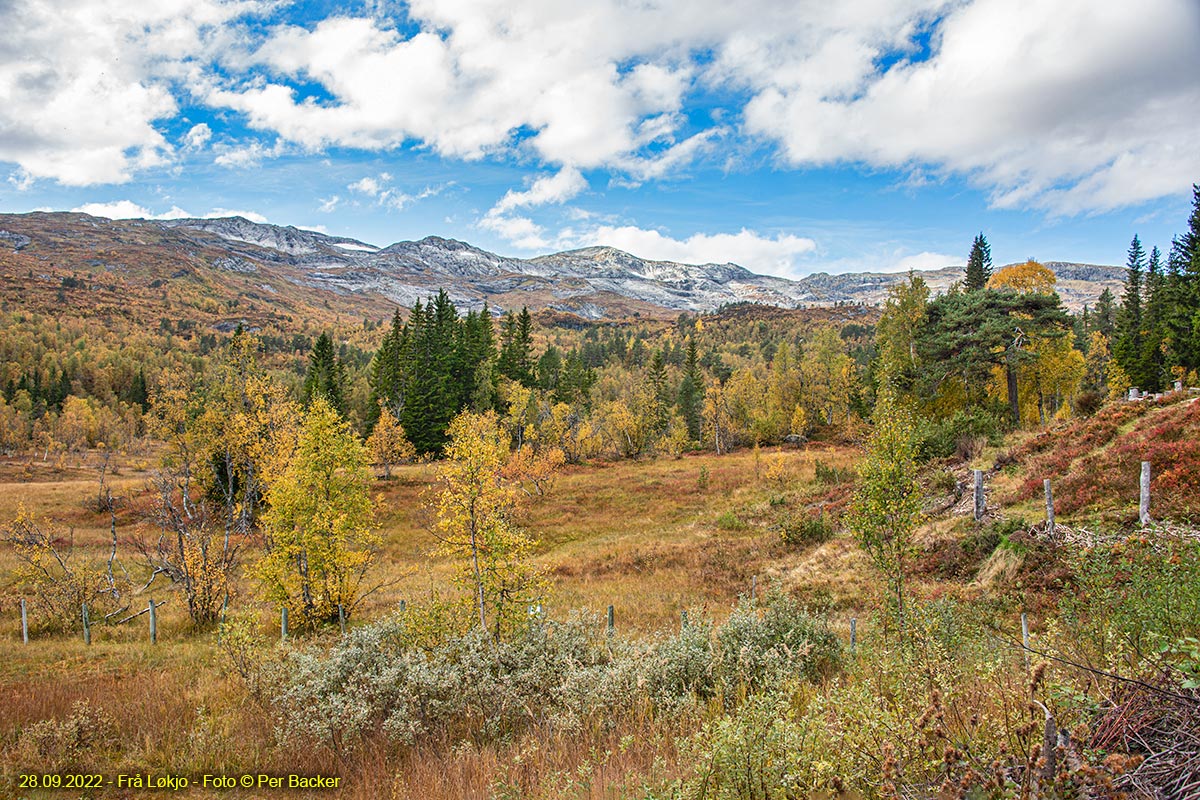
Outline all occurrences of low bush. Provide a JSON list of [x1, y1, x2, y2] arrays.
[[777, 512, 834, 547], [917, 409, 1004, 461], [251, 594, 843, 757]]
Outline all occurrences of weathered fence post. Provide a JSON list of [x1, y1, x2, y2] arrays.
[[680, 609, 688, 629], [850, 617, 857, 653], [1021, 613, 1030, 671], [973, 469, 985, 521], [751, 575, 757, 601], [280, 607, 288, 641], [149, 599, 157, 644], [82, 602, 91, 645], [338, 604, 346, 635], [21, 598, 28, 644], [1043, 479, 1055, 532], [1139, 461, 1151, 525], [398, 599, 406, 613], [607, 604, 614, 634]]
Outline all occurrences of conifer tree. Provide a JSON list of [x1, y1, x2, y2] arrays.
[[1093, 288, 1117, 340], [302, 332, 347, 416], [677, 338, 705, 441], [498, 307, 535, 386], [963, 233, 992, 292], [1113, 235, 1146, 388], [1140, 245, 1166, 390]]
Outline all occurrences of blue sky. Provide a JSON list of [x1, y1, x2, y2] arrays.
[[1, 0, 1197, 278]]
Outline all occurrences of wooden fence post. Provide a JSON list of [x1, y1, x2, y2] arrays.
[[1043, 479, 1055, 532], [850, 617, 857, 653], [1021, 613, 1030, 671], [398, 600, 406, 613], [82, 602, 91, 645], [21, 598, 28, 644], [280, 607, 288, 641], [149, 599, 157, 644], [338, 604, 346, 635], [607, 604, 614, 634], [681, 609, 688, 629], [973, 469, 985, 521], [751, 575, 757, 601], [1139, 461, 1151, 525]]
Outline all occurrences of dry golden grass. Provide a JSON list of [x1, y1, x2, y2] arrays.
[[0, 441, 969, 798]]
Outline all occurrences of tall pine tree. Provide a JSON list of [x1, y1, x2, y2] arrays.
[[1113, 235, 1146, 388], [963, 233, 992, 292], [302, 332, 347, 416], [677, 338, 704, 441], [1140, 245, 1166, 390]]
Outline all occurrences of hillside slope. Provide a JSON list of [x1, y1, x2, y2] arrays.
[[1, 212, 1123, 321]]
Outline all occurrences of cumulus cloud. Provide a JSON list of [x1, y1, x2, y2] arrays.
[[483, 215, 817, 277], [72, 201, 186, 219], [741, 0, 1200, 213], [885, 251, 959, 274], [3, 0, 1197, 218], [69, 200, 266, 223], [0, 0, 264, 185], [490, 168, 587, 216], [348, 175, 386, 197], [583, 225, 817, 277], [182, 123, 212, 150]]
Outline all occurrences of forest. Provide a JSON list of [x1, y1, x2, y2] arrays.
[[1, 187, 1199, 799]]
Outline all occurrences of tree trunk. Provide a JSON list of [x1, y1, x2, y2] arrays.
[[1006, 363, 1020, 424]]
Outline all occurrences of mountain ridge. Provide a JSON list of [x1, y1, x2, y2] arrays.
[[0, 211, 1125, 318]]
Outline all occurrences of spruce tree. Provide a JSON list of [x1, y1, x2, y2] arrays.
[[497, 307, 535, 386], [302, 332, 347, 416], [677, 338, 705, 441], [1093, 288, 1117, 340], [964, 233, 993, 292], [1174, 185, 1200, 372], [1140, 245, 1166, 390], [1113, 235, 1146, 388]]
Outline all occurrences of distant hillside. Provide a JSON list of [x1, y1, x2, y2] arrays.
[[0, 212, 1123, 321]]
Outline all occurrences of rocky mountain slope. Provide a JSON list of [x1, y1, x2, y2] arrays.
[[0, 212, 1124, 319]]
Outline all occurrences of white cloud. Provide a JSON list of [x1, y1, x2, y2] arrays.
[[4, 0, 1196, 217], [886, 251, 959, 274], [478, 214, 548, 250], [318, 195, 341, 213], [69, 200, 266, 223], [741, 0, 1200, 214], [490, 168, 587, 216], [484, 216, 817, 277], [213, 139, 286, 168], [348, 176, 384, 197], [583, 225, 817, 276], [0, 0, 265, 185], [182, 123, 212, 150], [72, 200, 188, 219], [346, 173, 448, 211]]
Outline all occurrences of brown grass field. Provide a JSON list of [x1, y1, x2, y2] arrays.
[[0, 443, 893, 799]]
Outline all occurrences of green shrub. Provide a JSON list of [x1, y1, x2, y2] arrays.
[[715, 591, 842, 694], [813, 459, 852, 485], [715, 510, 746, 531], [778, 512, 834, 547], [917, 410, 1004, 461]]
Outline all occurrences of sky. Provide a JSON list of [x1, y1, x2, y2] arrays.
[[1, 0, 1198, 278]]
